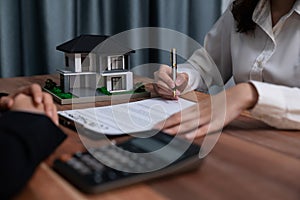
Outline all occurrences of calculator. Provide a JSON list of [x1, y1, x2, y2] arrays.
[[53, 131, 202, 194]]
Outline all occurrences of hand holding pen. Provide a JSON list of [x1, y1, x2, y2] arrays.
[[153, 49, 189, 100]]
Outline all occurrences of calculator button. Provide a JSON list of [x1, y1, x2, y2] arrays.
[[137, 157, 146, 165], [67, 158, 92, 175], [127, 161, 136, 168], [103, 170, 118, 181], [80, 154, 105, 172], [108, 171, 118, 180], [92, 172, 104, 184], [119, 156, 130, 164], [145, 161, 155, 169], [92, 151, 105, 160], [129, 153, 139, 160], [109, 151, 122, 157]]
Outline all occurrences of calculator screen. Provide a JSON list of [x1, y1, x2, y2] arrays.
[[130, 138, 183, 163]]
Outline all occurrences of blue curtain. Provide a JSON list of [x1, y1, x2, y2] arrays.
[[0, 0, 221, 78]]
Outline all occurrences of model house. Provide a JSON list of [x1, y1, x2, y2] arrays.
[[56, 35, 134, 95]]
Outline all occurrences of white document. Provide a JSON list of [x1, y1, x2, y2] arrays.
[[58, 98, 195, 135]]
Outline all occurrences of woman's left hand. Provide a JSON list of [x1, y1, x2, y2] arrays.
[[154, 83, 259, 140]]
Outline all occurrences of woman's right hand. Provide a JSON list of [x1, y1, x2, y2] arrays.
[[154, 65, 189, 99]]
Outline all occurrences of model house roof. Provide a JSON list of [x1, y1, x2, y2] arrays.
[[57, 35, 134, 55]]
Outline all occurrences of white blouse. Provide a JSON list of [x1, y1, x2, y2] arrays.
[[178, 0, 300, 129]]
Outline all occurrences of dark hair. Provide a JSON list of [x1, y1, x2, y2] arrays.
[[231, 0, 260, 33]]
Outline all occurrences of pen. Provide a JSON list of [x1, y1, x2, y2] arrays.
[[171, 48, 177, 98]]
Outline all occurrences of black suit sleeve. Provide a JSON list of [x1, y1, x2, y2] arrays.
[[0, 111, 66, 199]]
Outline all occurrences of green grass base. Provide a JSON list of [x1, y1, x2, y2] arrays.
[[45, 79, 146, 99]]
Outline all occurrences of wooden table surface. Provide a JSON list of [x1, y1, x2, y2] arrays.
[[1, 74, 300, 200]]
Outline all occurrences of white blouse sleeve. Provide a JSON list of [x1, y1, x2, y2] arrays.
[[177, 7, 235, 93], [250, 81, 300, 130], [177, 48, 220, 93], [204, 7, 234, 85]]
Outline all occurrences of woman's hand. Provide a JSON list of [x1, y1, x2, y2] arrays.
[[10, 93, 59, 125], [0, 84, 58, 125], [154, 65, 189, 99], [154, 83, 258, 140]]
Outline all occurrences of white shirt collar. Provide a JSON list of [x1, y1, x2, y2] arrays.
[[252, 0, 273, 38], [253, 0, 300, 21], [252, 0, 300, 39], [294, 0, 300, 15]]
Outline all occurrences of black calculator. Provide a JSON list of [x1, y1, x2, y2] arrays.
[[53, 131, 202, 194]]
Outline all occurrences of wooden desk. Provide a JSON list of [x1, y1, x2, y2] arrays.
[[1, 75, 300, 200]]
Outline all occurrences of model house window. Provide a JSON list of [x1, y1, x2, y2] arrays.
[[108, 56, 124, 71], [111, 77, 124, 91]]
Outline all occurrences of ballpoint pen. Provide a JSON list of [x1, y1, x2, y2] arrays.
[[171, 48, 177, 98]]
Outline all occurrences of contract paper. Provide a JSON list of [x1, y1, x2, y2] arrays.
[[58, 98, 195, 135]]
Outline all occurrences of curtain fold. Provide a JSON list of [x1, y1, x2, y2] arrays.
[[0, 0, 220, 78]]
